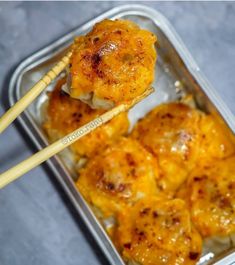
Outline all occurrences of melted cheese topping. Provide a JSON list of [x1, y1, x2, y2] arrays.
[[76, 137, 161, 218], [43, 78, 129, 160], [115, 197, 202, 265], [131, 103, 235, 195], [177, 156, 235, 238]]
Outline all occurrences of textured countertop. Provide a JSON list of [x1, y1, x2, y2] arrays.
[[0, 2, 234, 265]]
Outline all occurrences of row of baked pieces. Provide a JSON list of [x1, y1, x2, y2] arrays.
[[43, 80, 235, 264], [77, 136, 235, 265], [75, 103, 235, 265], [74, 103, 235, 264]]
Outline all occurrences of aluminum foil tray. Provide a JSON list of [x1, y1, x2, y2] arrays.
[[8, 4, 235, 265]]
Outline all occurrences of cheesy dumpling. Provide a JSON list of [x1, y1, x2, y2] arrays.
[[66, 19, 157, 109], [131, 102, 235, 195], [43, 78, 129, 160], [115, 197, 202, 265], [76, 137, 161, 218], [177, 156, 235, 238]]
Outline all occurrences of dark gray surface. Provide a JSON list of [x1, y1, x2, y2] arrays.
[[0, 2, 234, 265]]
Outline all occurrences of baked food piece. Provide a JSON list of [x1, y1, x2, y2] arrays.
[[115, 197, 202, 265], [66, 19, 157, 109], [76, 137, 161, 218], [177, 156, 235, 238], [131, 102, 235, 195], [43, 78, 129, 161]]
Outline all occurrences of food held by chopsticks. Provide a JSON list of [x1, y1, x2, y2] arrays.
[[115, 197, 202, 265], [43, 78, 129, 162], [0, 18, 156, 133], [63, 19, 157, 109], [0, 19, 155, 188]]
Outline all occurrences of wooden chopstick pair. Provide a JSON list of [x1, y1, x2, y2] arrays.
[[0, 51, 153, 189]]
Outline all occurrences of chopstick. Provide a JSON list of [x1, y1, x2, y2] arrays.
[[0, 87, 154, 189], [0, 51, 72, 134]]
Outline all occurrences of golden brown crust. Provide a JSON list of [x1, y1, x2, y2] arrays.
[[177, 156, 235, 238], [43, 72, 235, 264], [76, 137, 161, 218], [69, 19, 157, 107], [131, 103, 203, 195], [131, 102, 235, 195], [115, 197, 202, 265]]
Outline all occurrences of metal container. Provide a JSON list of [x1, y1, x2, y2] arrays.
[[8, 4, 235, 265]]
